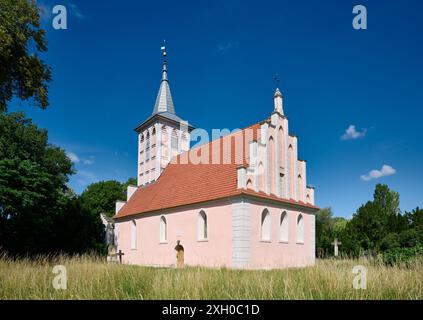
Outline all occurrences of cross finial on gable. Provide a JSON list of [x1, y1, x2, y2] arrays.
[[272, 74, 284, 115]]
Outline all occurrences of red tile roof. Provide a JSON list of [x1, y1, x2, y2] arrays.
[[114, 121, 318, 220]]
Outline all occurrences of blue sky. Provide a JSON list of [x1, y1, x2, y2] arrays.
[[9, 0, 423, 218]]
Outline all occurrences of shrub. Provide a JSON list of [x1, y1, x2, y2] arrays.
[[380, 246, 423, 267], [378, 233, 400, 251], [399, 228, 422, 248]]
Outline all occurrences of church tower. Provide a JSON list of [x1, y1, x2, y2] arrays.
[[135, 47, 194, 187]]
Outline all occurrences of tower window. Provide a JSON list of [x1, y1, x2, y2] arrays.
[[146, 133, 151, 160], [171, 131, 178, 155]]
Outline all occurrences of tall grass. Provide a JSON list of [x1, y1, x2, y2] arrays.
[[0, 253, 421, 299]]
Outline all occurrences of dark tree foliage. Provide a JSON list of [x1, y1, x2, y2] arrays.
[[0, 112, 104, 255], [338, 184, 422, 258], [52, 197, 105, 254], [316, 185, 422, 261], [0, 0, 51, 111], [315, 207, 346, 257], [80, 178, 137, 218]]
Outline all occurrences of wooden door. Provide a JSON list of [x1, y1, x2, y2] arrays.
[[176, 246, 184, 268]]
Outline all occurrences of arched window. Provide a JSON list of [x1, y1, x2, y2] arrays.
[[145, 133, 151, 160], [258, 162, 265, 192], [268, 136, 275, 195], [130, 220, 137, 249], [280, 211, 289, 242], [198, 210, 208, 240], [261, 209, 271, 241], [296, 214, 304, 243], [160, 216, 167, 242], [246, 178, 253, 189]]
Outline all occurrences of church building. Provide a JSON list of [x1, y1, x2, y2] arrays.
[[114, 48, 319, 269]]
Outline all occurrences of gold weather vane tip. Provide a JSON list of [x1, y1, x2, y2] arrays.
[[160, 41, 168, 81], [161, 40, 167, 57]]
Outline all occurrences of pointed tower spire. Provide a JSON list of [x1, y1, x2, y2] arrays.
[[152, 44, 176, 115]]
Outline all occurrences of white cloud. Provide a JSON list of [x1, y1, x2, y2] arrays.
[[341, 125, 366, 140], [66, 151, 80, 163], [38, 2, 85, 21], [67, 152, 95, 165], [360, 165, 396, 181], [82, 156, 95, 165], [69, 3, 85, 19], [83, 159, 94, 165], [217, 42, 238, 52], [75, 170, 97, 187]]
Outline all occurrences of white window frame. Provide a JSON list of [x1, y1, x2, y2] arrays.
[[160, 216, 167, 243], [296, 214, 304, 244], [197, 210, 208, 241], [130, 219, 137, 250], [280, 211, 289, 243], [145, 134, 151, 161], [260, 209, 271, 242]]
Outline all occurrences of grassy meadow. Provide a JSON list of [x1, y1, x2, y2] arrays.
[[0, 253, 422, 300]]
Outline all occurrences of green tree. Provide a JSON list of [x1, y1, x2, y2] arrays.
[[398, 207, 423, 248], [0, 112, 103, 255], [315, 207, 347, 257], [81, 181, 125, 218], [80, 178, 137, 218], [405, 207, 423, 230], [52, 197, 105, 254], [0, 0, 51, 111], [123, 177, 137, 189], [339, 184, 409, 256]]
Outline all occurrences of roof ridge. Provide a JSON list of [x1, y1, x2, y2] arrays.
[[172, 119, 265, 163]]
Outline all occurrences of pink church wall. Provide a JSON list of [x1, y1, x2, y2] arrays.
[[248, 201, 314, 269], [116, 197, 315, 269], [116, 200, 234, 268]]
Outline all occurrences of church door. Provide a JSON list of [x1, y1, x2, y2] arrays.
[[175, 242, 184, 268]]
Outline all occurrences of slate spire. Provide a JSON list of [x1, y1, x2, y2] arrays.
[[152, 45, 176, 115]]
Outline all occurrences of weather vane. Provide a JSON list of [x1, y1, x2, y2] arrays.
[[161, 40, 167, 57]]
